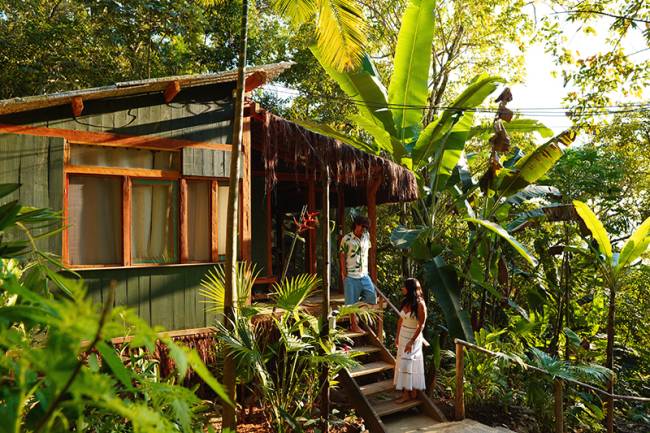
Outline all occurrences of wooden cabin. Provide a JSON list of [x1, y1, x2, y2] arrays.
[[0, 64, 417, 333]]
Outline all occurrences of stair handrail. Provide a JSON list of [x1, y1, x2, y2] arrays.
[[374, 284, 401, 316], [453, 338, 650, 433]]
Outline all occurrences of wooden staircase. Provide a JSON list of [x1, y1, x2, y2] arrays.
[[337, 325, 447, 433]]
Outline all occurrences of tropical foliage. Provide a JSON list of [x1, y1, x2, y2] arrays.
[[0, 184, 228, 433]]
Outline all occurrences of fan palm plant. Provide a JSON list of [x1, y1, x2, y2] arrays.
[[572, 200, 650, 432], [211, 273, 365, 432]]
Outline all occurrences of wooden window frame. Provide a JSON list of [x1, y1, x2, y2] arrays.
[[63, 142, 239, 270]]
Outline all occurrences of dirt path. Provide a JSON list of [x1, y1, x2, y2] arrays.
[[382, 415, 516, 433]]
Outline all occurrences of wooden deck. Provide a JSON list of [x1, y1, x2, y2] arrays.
[[382, 416, 515, 433]]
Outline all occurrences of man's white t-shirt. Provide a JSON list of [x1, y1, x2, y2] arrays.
[[339, 231, 371, 278]]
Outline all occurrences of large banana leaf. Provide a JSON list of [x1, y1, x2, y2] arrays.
[[468, 118, 554, 141], [507, 203, 577, 232], [431, 111, 475, 190], [311, 48, 396, 137], [616, 216, 650, 271], [423, 256, 474, 343], [572, 200, 612, 261], [270, 0, 315, 23], [466, 217, 538, 266], [387, 0, 436, 142], [495, 129, 577, 196], [505, 185, 561, 205], [412, 74, 504, 165], [351, 114, 406, 161]]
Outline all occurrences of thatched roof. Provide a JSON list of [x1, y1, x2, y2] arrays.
[[0, 63, 292, 116], [252, 110, 418, 206]]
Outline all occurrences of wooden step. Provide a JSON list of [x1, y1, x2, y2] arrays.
[[373, 398, 421, 417], [347, 345, 381, 354], [360, 379, 394, 396], [340, 330, 366, 339], [350, 361, 393, 378]]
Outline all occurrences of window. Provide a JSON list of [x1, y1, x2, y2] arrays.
[[64, 143, 235, 268], [68, 175, 122, 265]]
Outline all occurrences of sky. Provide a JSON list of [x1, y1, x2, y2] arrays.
[[511, 3, 649, 134]]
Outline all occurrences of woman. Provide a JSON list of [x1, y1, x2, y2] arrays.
[[394, 278, 427, 403]]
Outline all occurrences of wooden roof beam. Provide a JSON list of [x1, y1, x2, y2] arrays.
[[71, 96, 84, 117], [163, 81, 181, 103]]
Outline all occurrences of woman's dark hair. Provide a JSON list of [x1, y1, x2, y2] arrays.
[[400, 278, 423, 319]]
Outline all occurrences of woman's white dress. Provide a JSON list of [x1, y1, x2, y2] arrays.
[[394, 309, 426, 391]]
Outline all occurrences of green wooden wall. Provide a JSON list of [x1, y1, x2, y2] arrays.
[[0, 133, 63, 253], [78, 264, 218, 330], [0, 87, 238, 331]]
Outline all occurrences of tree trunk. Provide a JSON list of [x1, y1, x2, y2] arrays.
[[320, 165, 331, 430], [223, 0, 249, 429], [605, 281, 616, 433]]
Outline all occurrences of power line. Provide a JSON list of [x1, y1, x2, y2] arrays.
[[262, 86, 650, 118]]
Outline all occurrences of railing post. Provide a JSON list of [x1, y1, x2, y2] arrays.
[[554, 379, 564, 433], [455, 341, 465, 420]]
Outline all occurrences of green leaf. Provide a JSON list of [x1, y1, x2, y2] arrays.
[[466, 218, 538, 266], [310, 48, 396, 137], [496, 129, 577, 196], [469, 118, 553, 140], [270, 0, 315, 25], [423, 256, 474, 343], [572, 200, 612, 260], [186, 349, 232, 406], [616, 216, 650, 271], [166, 340, 189, 381], [315, 0, 367, 71], [96, 341, 135, 391], [433, 111, 476, 190], [388, 0, 436, 142], [413, 75, 504, 166], [0, 183, 20, 199], [505, 185, 561, 205]]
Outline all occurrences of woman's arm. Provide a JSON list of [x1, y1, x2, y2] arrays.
[[406, 302, 427, 352], [395, 315, 403, 349]]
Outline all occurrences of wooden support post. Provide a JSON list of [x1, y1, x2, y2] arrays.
[[367, 175, 381, 341], [320, 165, 331, 430], [122, 177, 132, 266], [71, 96, 84, 117], [266, 189, 273, 276], [554, 379, 564, 433], [455, 342, 465, 420], [336, 185, 345, 293], [308, 172, 317, 274], [210, 181, 219, 262], [241, 115, 252, 262], [179, 179, 188, 263], [606, 378, 615, 433]]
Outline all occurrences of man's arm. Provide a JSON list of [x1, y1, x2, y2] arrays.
[[339, 250, 347, 279]]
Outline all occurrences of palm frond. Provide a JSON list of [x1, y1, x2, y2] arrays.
[[315, 0, 367, 71], [271, 0, 316, 24], [271, 274, 321, 312], [336, 303, 380, 326], [199, 262, 261, 315]]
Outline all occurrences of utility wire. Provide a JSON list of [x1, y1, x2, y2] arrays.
[[263, 86, 650, 117]]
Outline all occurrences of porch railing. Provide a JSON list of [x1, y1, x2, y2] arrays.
[[453, 338, 650, 433]]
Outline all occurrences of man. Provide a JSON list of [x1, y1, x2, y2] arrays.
[[339, 215, 377, 333]]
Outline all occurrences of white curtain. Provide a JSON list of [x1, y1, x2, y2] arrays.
[[68, 176, 122, 265], [217, 185, 229, 257], [187, 181, 211, 261], [131, 181, 177, 263]]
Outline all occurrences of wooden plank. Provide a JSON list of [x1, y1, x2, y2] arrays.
[[349, 361, 393, 378], [139, 273, 152, 324], [126, 270, 140, 311], [241, 115, 252, 262], [359, 379, 394, 396], [554, 379, 564, 433], [203, 148, 213, 177], [179, 178, 188, 263], [122, 177, 132, 266], [65, 165, 180, 180], [149, 268, 177, 330], [373, 399, 421, 417], [0, 124, 233, 151], [266, 189, 273, 276], [113, 274, 128, 309], [211, 181, 218, 261], [173, 271, 186, 330], [338, 370, 388, 433]]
